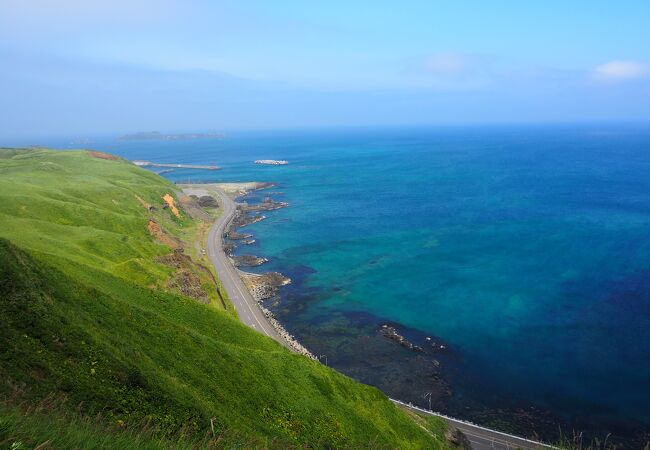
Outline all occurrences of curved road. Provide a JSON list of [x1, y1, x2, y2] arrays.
[[207, 189, 286, 344], [392, 400, 554, 450], [206, 187, 553, 450]]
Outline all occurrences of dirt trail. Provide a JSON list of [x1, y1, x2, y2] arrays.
[[134, 195, 151, 209]]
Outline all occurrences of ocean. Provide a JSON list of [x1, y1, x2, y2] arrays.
[[28, 124, 650, 445]]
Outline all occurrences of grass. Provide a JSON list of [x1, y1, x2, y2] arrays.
[[0, 149, 456, 449], [0, 401, 240, 450], [0, 148, 230, 310]]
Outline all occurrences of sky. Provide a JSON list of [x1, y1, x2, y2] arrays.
[[1, 0, 649, 138]]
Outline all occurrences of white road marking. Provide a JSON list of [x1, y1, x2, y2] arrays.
[[205, 188, 278, 340]]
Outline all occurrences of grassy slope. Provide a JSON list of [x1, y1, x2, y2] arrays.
[[0, 149, 453, 449], [0, 149, 228, 305]]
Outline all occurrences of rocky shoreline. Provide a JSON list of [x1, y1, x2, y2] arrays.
[[222, 183, 317, 360], [379, 324, 424, 352], [232, 255, 268, 267], [206, 182, 620, 447], [232, 211, 267, 228], [238, 197, 289, 212], [240, 271, 291, 300], [218, 182, 459, 406], [226, 230, 253, 240], [260, 306, 316, 359]]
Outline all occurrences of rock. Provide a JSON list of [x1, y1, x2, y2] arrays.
[[198, 195, 219, 208], [216, 183, 320, 361], [259, 306, 316, 359], [378, 325, 424, 353], [230, 211, 266, 228], [241, 272, 291, 301], [238, 198, 289, 212], [445, 427, 472, 449], [223, 242, 236, 256], [226, 230, 253, 240], [233, 255, 268, 267]]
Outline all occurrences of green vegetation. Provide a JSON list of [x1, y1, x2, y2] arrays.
[[0, 149, 455, 449], [0, 148, 230, 311]]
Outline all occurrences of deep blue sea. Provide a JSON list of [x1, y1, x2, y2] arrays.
[[22, 124, 650, 444]]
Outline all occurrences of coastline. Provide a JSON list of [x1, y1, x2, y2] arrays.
[[180, 182, 316, 360], [180, 180, 558, 450]]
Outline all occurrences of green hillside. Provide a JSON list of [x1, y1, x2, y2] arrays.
[[0, 149, 456, 449]]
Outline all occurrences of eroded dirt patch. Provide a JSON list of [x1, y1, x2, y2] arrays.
[[156, 249, 221, 306], [88, 151, 118, 160], [162, 193, 181, 217], [147, 220, 180, 249], [168, 269, 209, 303]]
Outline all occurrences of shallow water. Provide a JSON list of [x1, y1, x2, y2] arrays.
[[35, 124, 650, 445]]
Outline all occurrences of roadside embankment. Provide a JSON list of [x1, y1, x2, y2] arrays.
[[180, 182, 316, 358]]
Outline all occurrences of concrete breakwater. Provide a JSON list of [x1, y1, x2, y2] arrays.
[[133, 160, 221, 170], [261, 306, 317, 359]]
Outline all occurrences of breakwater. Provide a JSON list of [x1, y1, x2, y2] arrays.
[[133, 160, 221, 170]]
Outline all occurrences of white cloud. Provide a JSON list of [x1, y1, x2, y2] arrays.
[[425, 53, 470, 76], [404, 52, 498, 91], [593, 60, 649, 82]]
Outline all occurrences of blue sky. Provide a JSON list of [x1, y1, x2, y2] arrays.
[[1, 0, 649, 137]]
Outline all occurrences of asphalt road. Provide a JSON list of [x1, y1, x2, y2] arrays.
[[392, 400, 555, 450], [207, 189, 286, 344], [206, 187, 553, 450]]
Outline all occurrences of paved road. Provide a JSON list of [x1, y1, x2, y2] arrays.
[[392, 400, 555, 450], [206, 187, 553, 450], [207, 189, 286, 344]]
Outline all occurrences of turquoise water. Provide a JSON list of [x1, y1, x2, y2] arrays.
[[41, 125, 650, 443]]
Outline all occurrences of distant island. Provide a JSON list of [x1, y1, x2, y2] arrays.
[[255, 159, 289, 165], [118, 131, 225, 141]]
